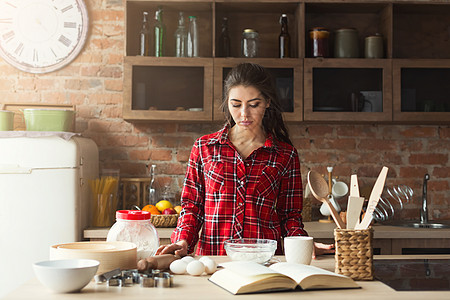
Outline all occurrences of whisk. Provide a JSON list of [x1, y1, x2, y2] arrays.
[[373, 185, 413, 222]]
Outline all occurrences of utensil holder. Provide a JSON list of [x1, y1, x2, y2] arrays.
[[334, 227, 373, 280]]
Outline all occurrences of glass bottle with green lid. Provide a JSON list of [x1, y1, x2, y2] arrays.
[[154, 8, 165, 57]]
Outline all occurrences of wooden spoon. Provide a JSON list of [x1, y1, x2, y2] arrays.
[[308, 170, 346, 229]]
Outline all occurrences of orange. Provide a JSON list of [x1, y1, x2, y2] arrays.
[[142, 205, 161, 215]]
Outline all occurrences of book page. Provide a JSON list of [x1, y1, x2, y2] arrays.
[[220, 261, 281, 277], [269, 262, 349, 284]]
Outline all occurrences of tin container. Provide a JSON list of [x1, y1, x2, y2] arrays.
[[0, 110, 14, 131], [365, 34, 384, 58], [309, 27, 330, 58], [334, 28, 359, 58]]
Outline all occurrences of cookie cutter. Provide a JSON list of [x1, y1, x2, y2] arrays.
[[155, 272, 173, 288], [94, 268, 122, 284], [139, 271, 173, 288]]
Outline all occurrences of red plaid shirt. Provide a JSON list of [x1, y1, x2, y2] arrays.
[[171, 126, 308, 255]]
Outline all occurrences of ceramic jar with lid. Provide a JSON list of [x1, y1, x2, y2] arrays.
[[309, 27, 330, 58], [334, 28, 359, 58], [365, 34, 384, 58], [241, 29, 259, 58], [107, 210, 159, 260]]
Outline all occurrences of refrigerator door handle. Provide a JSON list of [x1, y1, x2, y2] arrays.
[[0, 164, 32, 174]]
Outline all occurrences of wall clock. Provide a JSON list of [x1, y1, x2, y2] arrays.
[[0, 0, 89, 74]]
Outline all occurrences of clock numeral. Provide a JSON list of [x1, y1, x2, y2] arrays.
[[33, 49, 38, 62], [5, 2, 17, 9], [64, 22, 77, 28], [14, 42, 24, 56], [61, 5, 73, 13], [58, 35, 72, 47], [0, 18, 13, 23], [2, 30, 14, 42], [50, 47, 57, 58]]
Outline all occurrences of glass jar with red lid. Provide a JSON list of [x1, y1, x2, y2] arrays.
[[107, 210, 159, 260]]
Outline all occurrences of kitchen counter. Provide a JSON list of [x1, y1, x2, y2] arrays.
[[5, 255, 450, 300], [84, 222, 450, 254]]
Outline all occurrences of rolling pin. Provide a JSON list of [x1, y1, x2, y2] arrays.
[[137, 254, 180, 272]]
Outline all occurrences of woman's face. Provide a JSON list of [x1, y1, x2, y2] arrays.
[[228, 85, 269, 131]]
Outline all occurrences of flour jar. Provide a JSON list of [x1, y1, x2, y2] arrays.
[[334, 28, 359, 58], [106, 210, 159, 261]]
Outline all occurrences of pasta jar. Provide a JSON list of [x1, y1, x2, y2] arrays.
[[241, 29, 259, 58], [309, 27, 330, 58], [107, 210, 160, 261]]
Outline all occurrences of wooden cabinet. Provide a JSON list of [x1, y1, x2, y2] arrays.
[[123, 1, 450, 123]]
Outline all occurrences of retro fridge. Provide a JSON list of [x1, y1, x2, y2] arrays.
[[0, 135, 98, 297]]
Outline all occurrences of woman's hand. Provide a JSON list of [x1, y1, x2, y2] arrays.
[[155, 240, 189, 257], [313, 242, 335, 259]]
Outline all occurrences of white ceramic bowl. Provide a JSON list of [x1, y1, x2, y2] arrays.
[[33, 259, 99, 293], [224, 238, 277, 264]]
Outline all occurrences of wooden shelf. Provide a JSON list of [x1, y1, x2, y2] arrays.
[[123, 1, 450, 124]]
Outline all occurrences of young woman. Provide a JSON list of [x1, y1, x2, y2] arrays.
[[157, 63, 333, 257]]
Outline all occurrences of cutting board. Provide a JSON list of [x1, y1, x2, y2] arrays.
[[2, 103, 75, 131]]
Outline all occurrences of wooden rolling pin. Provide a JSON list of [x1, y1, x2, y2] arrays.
[[137, 254, 180, 272]]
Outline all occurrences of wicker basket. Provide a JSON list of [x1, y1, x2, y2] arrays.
[[151, 214, 179, 228], [334, 227, 373, 281]]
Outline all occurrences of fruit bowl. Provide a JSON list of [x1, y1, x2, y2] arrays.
[[224, 238, 277, 264], [150, 214, 179, 227], [33, 259, 99, 293]]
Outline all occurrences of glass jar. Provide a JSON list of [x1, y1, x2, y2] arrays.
[[309, 27, 329, 58], [107, 210, 159, 261], [241, 29, 259, 58]]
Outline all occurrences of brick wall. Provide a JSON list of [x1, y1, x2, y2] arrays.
[[0, 1, 448, 221]]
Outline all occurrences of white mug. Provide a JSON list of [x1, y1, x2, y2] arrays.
[[284, 236, 314, 265], [332, 181, 348, 199]]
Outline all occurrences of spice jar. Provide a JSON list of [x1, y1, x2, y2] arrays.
[[241, 29, 259, 58], [107, 210, 159, 261], [309, 27, 330, 58], [334, 28, 359, 58], [365, 34, 383, 58]]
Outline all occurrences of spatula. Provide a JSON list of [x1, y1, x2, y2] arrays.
[[308, 170, 346, 229], [346, 174, 364, 229], [355, 166, 389, 230]]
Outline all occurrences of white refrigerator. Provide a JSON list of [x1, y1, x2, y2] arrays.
[[0, 135, 98, 297]]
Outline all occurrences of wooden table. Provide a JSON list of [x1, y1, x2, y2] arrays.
[[84, 222, 450, 255], [4, 255, 450, 300]]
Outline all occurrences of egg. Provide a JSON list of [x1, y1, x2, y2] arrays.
[[186, 260, 205, 276], [202, 258, 217, 274], [181, 256, 195, 263], [198, 256, 212, 263], [169, 259, 187, 274]]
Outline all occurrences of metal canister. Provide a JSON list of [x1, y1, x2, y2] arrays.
[[334, 28, 359, 58], [309, 27, 330, 58], [241, 29, 259, 58], [364, 34, 384, 58]]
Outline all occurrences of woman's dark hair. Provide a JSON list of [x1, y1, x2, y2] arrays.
[[222, 63, 292, 146]]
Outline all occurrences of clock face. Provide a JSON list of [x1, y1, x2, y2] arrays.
[[0, 0, 89, 74]]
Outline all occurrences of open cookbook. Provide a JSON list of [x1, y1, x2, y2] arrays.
[[209, 261, 359, 295]]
